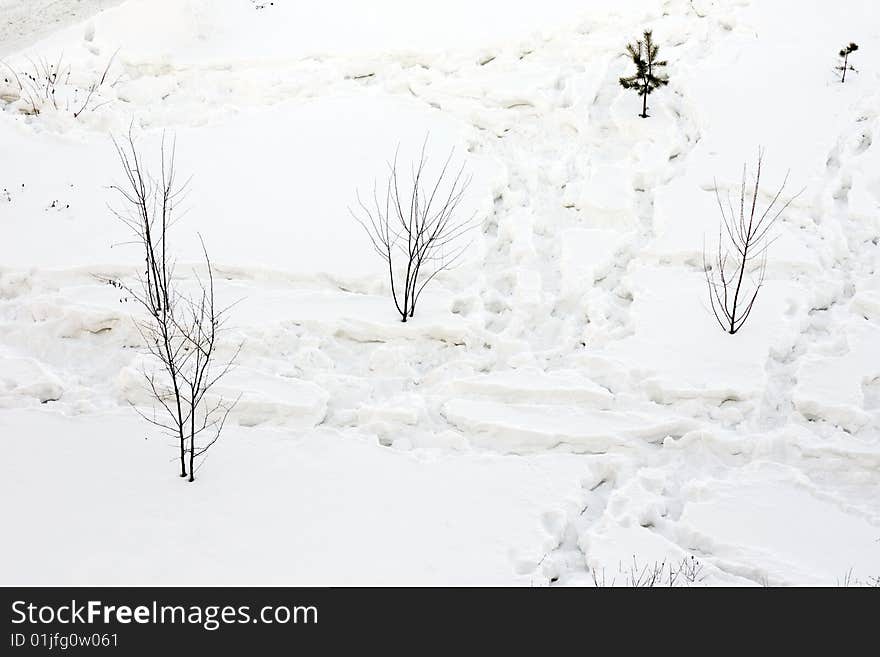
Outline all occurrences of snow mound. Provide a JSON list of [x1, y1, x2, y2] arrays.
[[443, 398, 695, 453]]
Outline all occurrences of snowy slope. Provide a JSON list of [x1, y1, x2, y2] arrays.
[[0, 0, 878, 586], [0, 1, 123, 57]]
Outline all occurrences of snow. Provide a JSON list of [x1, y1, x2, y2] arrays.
[[1, 0, 879, 586], [678, 463, 880, 585], [443, 398, 695, 453], [0, 1, 123, 58], [0, 409, 588, 585]]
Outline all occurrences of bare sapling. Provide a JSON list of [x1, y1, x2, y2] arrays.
[[703, 150, 800, 335], [350, 139, 478, 322], [107, 130, 240, 482]]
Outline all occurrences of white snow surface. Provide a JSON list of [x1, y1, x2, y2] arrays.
[[0, 0, 879, 586], [0, 0, 123, 57]]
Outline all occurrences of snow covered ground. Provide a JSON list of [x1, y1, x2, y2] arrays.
[[0, 0, 878, 586], [0, 0, 123, 57]]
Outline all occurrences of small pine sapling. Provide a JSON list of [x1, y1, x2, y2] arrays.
[[836, 43, 859, 83], [619, 30, 669, 118]]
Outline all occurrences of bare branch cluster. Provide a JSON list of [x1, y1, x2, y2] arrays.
[[1, 51, 118, 118], [107, 130, 240, 482], [837, 568, 880, 587], [350, 139, 478, 322], [703, 151, 799, 335], [590, 555, 706, 587]]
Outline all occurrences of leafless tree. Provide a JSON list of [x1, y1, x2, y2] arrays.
[[703, 151, 799, 335], [350, 139, 478, 322], [106, 130, 240, 482]]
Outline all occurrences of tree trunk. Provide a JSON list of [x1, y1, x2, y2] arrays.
[[842, 53, 848, 83], [641, 91, 648, 118], [179, 427, 187, 477], [188, 436, 195, 482], [188, 407, 196, 482], [728, 231, 751, 335]]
